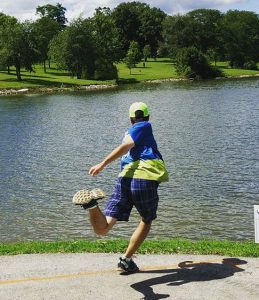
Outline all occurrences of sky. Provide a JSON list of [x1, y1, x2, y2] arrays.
[[0, 0, 258, 22]]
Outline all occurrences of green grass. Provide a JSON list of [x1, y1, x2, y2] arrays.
[[117, 58, 178, 82], [0, 238, 258, 257], [0, 59, 258, 90], [0, 65, 114, 89], [216, 61, 259, 76]]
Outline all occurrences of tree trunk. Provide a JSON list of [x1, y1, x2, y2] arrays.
[[7, 65, 10, 74], [48, 59, 51, 69], [76, 64, 82, 79], [43, 60, 46, 73], [15, 62, 22, 81]]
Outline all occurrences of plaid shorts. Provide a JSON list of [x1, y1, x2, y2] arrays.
[[104, 177, 159, 222]]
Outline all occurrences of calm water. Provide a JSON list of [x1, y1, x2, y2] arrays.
[[0, 78, 258, 242]]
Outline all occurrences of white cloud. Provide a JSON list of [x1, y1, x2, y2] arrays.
[[0, 0, 254, 21]]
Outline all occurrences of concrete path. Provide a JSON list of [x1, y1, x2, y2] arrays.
[[0, 253, 259, 300]]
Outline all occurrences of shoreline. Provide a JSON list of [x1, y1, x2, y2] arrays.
[[0, 83, 118, 96], [1, 74, 259, 96]]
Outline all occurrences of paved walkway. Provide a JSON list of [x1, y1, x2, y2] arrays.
[[0, 253, 259, 300]]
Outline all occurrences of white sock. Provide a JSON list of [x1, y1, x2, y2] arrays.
[[122, 255, 131, 261], [88, 205, 98, 210]]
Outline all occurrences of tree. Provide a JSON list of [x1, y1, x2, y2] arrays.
[[49, 18, 96, 79], [187, 9, 223, 54], [112, 2, 144, 54], [36, 3, 67, 29], [162, 14, 196, 57], [143, 45, 151, 62], [48, 31, 68, 70], [162, 9, 224, 60], [175, 47, 222, 79], [90, 7, 122, 78], [138, 7, 166, 56], [125, 49, 135, 75], [0, 13, 16, 72], [112, 2, 165, 56], [125, 41, 141, 74], [91, 7, 123, 63], [221, 10, 259, 68], [33, 17, 60, 72], [0, 16, 38, 80]]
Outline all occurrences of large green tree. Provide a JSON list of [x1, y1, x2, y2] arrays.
[[90, 7, 123, 79], [90, 7, 123, 63], [0, 15, 37, 80], [162, 14, 196, 57], [187, 9, 223, 52], [49, 18, 96, 79], [162, 9, 223, 59], [221, 10, 259, 68], [33, 17, 60, 72], [49, 10, 122, 80], [36, 3, 67, 29], [112, 2, 165, 56], [0, 13, 16, 72], [138, 6, 166, 56]]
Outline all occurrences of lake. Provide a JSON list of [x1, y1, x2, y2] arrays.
[[0, 78, 258, 242]]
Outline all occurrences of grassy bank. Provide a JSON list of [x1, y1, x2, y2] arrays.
[[216, 61, 259, 76], [1, 238, 258, 257], [0, 59, 258, 91], [0, 65, 114, 89]]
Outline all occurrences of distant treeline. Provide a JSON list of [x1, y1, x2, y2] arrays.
[[0, 2, 258, 80]]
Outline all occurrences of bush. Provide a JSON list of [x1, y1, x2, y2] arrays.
[[175, 47, 222, 79], [243, 60, 257, 70], [94, 59, 118, 80]]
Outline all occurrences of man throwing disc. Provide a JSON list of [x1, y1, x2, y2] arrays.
[[74, 102, 169, 272]]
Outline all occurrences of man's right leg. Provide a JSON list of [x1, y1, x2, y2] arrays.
[[117, 219, 151, 272], [124, 219, 152, 258], [87, 207, 117, 236]]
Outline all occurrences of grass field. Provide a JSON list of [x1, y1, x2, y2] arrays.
[[0, 59, 258, 90], [0, 65, 114, 89], [117, 58, 178, 82], [0, 238, 258, 257], [216, 61, 259, 76]]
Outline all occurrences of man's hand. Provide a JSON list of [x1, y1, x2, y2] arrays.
[[89, 135, 135, 177], [89, 162, 105, 176]]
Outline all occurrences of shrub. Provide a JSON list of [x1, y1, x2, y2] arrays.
[[94, 59, 118, 80], [243, 60, 257, 70], [175, 47, 222, 79]]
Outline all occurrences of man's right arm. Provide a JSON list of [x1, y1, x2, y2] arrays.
[[89, 135, 135, 176]]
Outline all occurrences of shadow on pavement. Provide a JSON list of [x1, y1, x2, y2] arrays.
[[130, 258, 247, 300]]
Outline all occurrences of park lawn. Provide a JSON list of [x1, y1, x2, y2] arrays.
[[0, 64, 114, 89], [0, 59, 178, 89], [217, 61, 259, 76], [117, 58, 178, 82], [0, 59, 259, 90]]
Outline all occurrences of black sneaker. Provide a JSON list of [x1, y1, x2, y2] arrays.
[[117, 257, 139, 273]]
